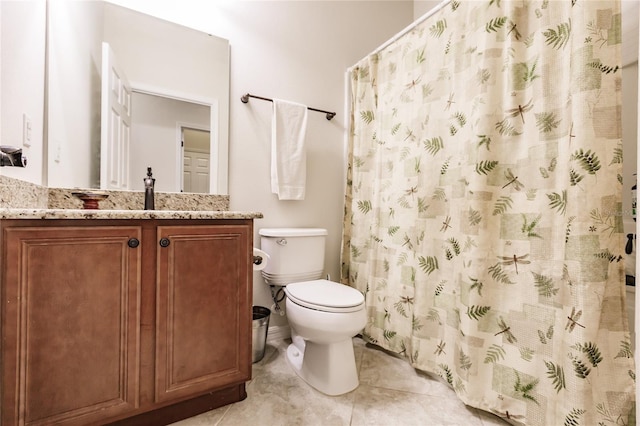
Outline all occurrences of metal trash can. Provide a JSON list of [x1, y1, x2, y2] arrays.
[[252, 306, 271, 363]]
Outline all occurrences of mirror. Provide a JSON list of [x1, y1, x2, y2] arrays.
[[46, 0, 229, 193]]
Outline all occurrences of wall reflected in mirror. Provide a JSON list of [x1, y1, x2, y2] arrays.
[[129, 92, 210, 193], [46, 0, 229, 194]]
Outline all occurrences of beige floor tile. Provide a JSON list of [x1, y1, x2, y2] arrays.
[[217, 338, 356, 426], [350, 384, 484, 426], [358, 343, 452, 397], [170, 336, 508, 426], [169, 405, 229, 426], [353, 336, 366, 371]]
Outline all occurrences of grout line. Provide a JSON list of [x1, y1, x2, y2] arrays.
[[213, 405, 232, 426]]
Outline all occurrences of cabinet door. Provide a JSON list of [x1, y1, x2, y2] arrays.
[[155, 224, 251, 403], [2, 226, 142, 426]]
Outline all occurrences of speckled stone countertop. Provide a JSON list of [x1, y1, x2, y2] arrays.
[[0, 176, 48, 208], [47, 187, 230, 211], [0, 209, 263, 220], [0, 176, 262, 219], [0, 176, 236, 211]]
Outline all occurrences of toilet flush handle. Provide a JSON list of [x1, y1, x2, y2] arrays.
[[277, 238, 287, 246]]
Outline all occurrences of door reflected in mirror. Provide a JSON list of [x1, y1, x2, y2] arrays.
[[182, 128, 211, 194]]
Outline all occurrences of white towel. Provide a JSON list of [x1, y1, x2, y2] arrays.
[[271, 99, 308, 200]]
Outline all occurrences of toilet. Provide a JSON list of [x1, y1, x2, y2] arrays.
[[259, 228, 366, 396]]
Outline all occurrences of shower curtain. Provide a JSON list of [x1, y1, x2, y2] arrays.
[[342, 1, 635, 424]]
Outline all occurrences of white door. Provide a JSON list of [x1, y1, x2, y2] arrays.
[[100, 42, 131, 190], [183, 150, 210, 193]]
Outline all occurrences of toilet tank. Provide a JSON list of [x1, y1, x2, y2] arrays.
[[259, 228, 328, 285]]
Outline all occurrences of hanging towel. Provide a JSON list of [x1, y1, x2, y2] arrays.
[[271, 99, 308, 200]]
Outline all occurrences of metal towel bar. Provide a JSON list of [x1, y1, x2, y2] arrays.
[[241, 93, 336, 120]]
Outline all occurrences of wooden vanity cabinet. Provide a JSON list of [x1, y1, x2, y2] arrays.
[[0, 219, 253, 426]]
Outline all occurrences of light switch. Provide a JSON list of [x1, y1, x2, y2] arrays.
[[22, 113, 32, 148], [54, 141, 62, 163]]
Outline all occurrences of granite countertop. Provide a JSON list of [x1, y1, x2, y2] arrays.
[[0, 209, 263, 220]]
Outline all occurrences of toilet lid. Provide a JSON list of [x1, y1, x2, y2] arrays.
[[285, 279, 364, 313]]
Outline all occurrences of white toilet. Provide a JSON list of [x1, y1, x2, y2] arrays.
[[259, 228, 366, 396]]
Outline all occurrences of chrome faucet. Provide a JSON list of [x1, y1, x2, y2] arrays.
[[144, 167, 155, 210], [0, 146, 26, 167]]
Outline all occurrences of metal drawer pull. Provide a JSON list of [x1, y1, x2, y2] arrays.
[[128, 238, 140, 248], [159, 238, 170, 247]]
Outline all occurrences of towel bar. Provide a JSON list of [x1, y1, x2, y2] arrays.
[[241, 93, 336, 120]]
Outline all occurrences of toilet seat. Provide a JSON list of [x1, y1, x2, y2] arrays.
[[285, 279, 365, 313]]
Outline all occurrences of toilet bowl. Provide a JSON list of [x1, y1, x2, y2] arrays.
[[284, 279, 366, 396]]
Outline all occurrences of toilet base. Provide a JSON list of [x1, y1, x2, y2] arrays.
[[285, 338, 359, 396]]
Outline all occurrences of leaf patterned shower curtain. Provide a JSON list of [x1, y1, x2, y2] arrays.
[[342, 1, 635, 424]]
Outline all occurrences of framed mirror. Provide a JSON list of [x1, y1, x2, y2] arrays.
[[46, 0, 229, 194]]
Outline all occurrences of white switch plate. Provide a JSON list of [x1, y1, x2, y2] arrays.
[[22, 113, 32, 148], [54, 143, 61, 163]]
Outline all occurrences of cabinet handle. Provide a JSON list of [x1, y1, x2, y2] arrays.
[[159, 238, 171, 248], [128, 238, 140, 248]]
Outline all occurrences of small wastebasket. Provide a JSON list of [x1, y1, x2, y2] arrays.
[[252, 306, 271, 363]]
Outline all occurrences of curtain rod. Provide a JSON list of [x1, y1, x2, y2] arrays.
[[241, 93, 336, 120], [348, 0, 452, 71]]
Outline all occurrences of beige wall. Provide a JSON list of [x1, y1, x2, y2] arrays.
[[0, 0, 46, 185], [47, 0, 103, 188], [414, 0, 442, 19]]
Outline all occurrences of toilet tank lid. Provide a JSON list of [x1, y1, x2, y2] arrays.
[[259, 228, 328, 237]]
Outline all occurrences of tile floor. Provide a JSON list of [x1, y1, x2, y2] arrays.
[[172, 337, 509, 426]]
